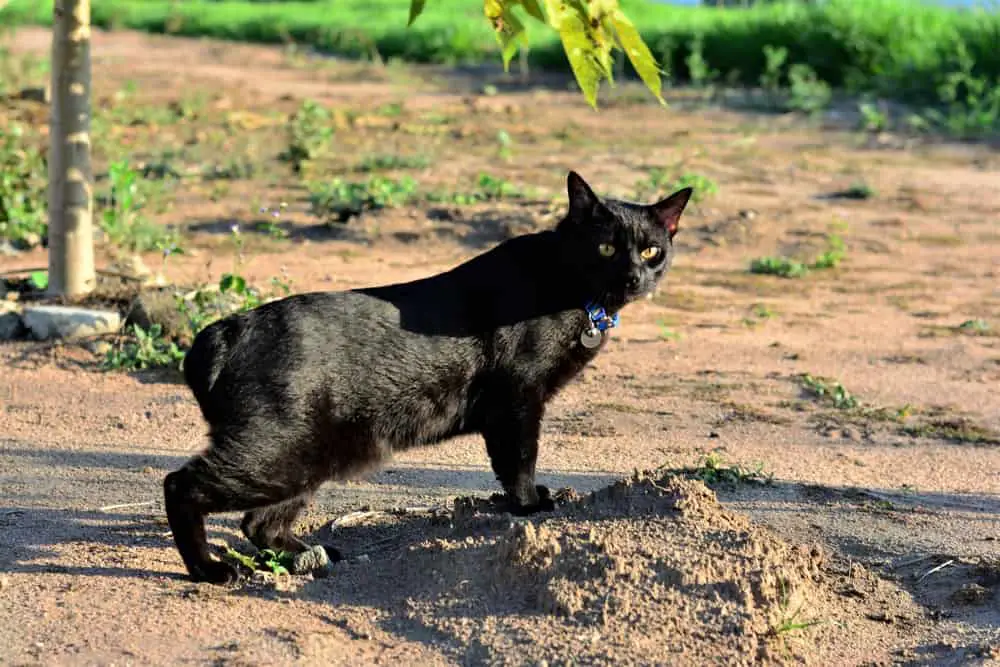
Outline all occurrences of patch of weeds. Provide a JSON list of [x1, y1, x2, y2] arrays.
[[837, 182, 876, 200], [0, 47, 49, 97], [99, 160, 180, 255], [759, 45, 787, 107], [787, 64, 832, 114], [922, 319, 996, 339], [354, 153, 430, 172], [921, 42, 1000, 139], [811, 233, 847, 269], [202, 157, 256, 181], [496, 130, 514, 161], [375, 102, 404, 117], [102, 323, 185, 371], [223, 546, 295, 576], [750, 232, 847, 278], [715, 401, 791, 426], [636, 168, 718, 204], [799, 373, 859, 410], [106, 228, 294, 372], [754, 47, 830, 115], [742, 302, 777, 327], [858, 101, 890, 132], [0, 123, 47, 249], [901, 418, 1000, 446], [675, 452, 773, 488], [957, 319, 991, 336], [685, 36, 719, 96], [749, 256, 809, 278], [656, 319, 682, 342], [426, 173, 526, 205], [309, 175, 418, 223], [283, 99, 334, 172], [770, 579, 822, 644]]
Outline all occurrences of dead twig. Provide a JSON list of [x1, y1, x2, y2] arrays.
[[99, 500, 157, 512], [917, 559, 956, 582]]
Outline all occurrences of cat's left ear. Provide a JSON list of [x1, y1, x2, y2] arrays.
[[649, 187, 693, 239]]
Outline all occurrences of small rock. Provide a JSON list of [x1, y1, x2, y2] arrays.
[[86, 340, 112, 355], [22, 305, 122, 340], [951, 583, 991, 606], [292, 545, 332, 577], [355, 554, 370, 564], [842, 427, 861, 442], [111, 254, 153, 279], [0, 303, 24, 340], [125, 290, 186, 340], [18, 232, 41, 249], [16, 85, 50, 104]]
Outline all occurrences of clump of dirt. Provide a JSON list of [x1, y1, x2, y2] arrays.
[[381, 472, 915, 665]]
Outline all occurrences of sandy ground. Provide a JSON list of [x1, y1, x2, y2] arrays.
[[2, 26, 999, 666]]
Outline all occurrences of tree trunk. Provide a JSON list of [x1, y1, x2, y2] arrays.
[[47, 0, 95, 297]]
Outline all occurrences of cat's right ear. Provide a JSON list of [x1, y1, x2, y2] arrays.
[[567, 170, 600, 218]]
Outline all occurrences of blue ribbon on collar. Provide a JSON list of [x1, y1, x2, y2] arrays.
[[584, 302, 620, 333]]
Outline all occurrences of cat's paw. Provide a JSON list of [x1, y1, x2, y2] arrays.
[[190, 559, 242, 585], [508, 485, 556, 516]]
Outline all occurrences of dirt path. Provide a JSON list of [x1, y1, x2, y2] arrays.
[[2, 27, 999, 665]]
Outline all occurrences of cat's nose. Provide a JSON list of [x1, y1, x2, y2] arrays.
[[626, 273, 641, 291]]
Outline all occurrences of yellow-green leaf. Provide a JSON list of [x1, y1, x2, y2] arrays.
[[559, 19, 608, 109], [611, 9, 664, 104], [485, 0, 528, 71], [521, 0, 546, 23], [407, 0, 426, 26]]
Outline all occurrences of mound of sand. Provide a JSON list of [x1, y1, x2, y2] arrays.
[[350, 471, 912, 665]]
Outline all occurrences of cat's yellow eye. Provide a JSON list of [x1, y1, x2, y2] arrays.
[[640, 246, 661, 261], [598, 243, 616, 258]]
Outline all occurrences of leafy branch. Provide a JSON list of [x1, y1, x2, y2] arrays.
[[408, 0, 664, 109]]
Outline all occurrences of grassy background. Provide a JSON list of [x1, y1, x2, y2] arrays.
[[3, 0, 999, 103]]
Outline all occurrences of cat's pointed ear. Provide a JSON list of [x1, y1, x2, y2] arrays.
[[650, 187, 693, 239], [567, 170, 600, 217]]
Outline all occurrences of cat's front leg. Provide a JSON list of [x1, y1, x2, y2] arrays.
[[483, 398, 555, 516]]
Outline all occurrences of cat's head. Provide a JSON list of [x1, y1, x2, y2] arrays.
[[555, 170, 692, 313]]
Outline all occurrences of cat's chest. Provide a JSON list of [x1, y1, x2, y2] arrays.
[[517, 311, 606, 391]]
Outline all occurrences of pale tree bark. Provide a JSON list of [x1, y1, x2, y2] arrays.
[[47, 0, 95, 297]]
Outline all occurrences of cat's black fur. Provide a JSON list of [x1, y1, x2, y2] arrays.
[[164, 171, 692, 584]]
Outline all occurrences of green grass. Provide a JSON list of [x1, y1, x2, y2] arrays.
[[674, 452, 773, 488], [799, 373, 859, 410], [4, 0, 1000, 108]]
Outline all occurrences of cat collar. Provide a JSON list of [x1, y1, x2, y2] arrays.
[[580, 302, 619, 349]]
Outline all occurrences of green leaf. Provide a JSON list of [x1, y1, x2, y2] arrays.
[[545, 0, 608, 109], [28, 270, 48, 290], [611, 9, 664, 105], [407, 0, 426, 27], [521, 0, 546, 23], [485, 0, 528, 71], [219, 273, 246, 294]]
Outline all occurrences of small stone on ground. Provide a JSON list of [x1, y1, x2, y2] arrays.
[[22, 306, 122, 340]]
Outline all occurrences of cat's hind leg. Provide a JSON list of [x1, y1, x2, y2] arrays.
[[163, 456, 247, 584], [164, 446, 320, 584], [240, 494, 343, 562]]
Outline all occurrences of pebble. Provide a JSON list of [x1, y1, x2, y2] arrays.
[[292, 545, 333, 578]]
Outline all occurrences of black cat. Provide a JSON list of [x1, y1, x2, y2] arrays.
[[164, 171, 692, 584]]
